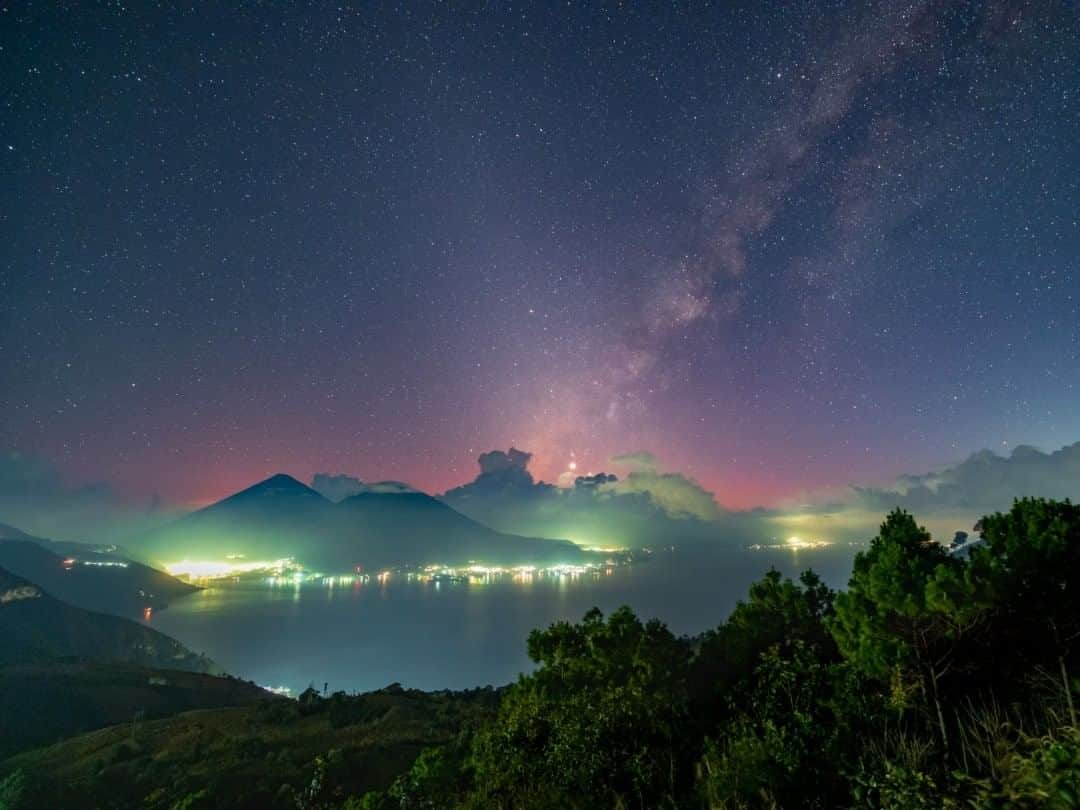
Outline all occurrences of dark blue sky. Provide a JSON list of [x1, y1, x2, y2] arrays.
[[1, 1, 1077, 507]]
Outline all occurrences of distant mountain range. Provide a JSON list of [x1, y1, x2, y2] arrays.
[[137, 473, 589, 570], [0, 524, 196, 618]]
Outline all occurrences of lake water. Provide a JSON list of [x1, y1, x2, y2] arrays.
[[151, 544, 862, 695]]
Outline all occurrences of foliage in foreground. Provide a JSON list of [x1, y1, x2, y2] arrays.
[[4, 498, 1080, 808], [0, 684, 499, 809], [359, 498, 1080, 809]]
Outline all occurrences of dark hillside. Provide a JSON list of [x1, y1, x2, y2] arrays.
[[2, 685, 498, 809], [0, 663, 274, 758], [0, 565, 211, 671], [0, 533, 195, 618]]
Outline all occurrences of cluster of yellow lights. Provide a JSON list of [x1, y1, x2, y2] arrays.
[[418, 563, 607, 581], [747, 536, 833, 551], [785, 535, 831, 549], [63, 558, 129, 568], [165, 558, 297, 579], [164, 557, 626, 586], [269, 563, 618, 588]]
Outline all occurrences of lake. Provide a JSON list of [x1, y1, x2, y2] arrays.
[[151, 544, 862, 695]]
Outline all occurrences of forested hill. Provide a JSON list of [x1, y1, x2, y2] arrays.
[[0, 565, 212, 671], [0, 565, 274, 759]]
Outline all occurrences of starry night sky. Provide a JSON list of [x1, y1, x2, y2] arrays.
[[2, 1, 1078, 509]]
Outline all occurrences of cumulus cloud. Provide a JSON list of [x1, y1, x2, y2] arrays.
[[445, 448, 555, 502], [451, 440, 1080, 550], [474, 448, 544, 490], [600, 470, 722, 523], [759, 441, 1080, 547], [573, 473, 618, 489], [442, 447, 729, 547], [854, 443, 1080, 516], [0, 451, 65, 496]]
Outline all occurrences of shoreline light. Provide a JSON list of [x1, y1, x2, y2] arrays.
[[165, 557, 297, 579], [746, 537, 833, 551]]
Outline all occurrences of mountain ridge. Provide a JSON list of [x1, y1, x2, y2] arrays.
[[0, 534, 197, 618], [138, 472, 589, 570], [0, 564, 213, 672]]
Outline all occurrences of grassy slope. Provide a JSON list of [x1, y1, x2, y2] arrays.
[[0, 662, 275, 759], [0, 566, 258, 760], [2, 686, 498, 809]]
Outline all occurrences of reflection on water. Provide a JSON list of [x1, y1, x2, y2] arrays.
[[152, 545, 861, 695]]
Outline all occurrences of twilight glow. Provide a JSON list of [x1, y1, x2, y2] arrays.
[[1, 3, 1078, 520]]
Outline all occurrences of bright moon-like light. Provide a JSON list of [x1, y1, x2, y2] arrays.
[[568, 461, 577, 471]]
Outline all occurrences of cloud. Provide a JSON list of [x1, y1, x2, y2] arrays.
[[311, 473, 366, 502], [599, 468, 723, 523], [610, 451, 658, 473], [758, 441, 1080, 547], [475, 448, 544, 490], [311, 473, 420, 501], [442, 447, 728, 547], [572, 473, 618, 488], [0, 451, 66, 496], [854, 443, 1080, 516], [358, 481, 420, 495], [445, 447, 555, 501], [0, 450, 170, 542], [479, 447, 531, 474]]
